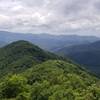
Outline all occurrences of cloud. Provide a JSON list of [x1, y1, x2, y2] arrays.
[[0, 0, 100, 36]]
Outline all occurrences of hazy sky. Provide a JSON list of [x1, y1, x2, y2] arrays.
[[0, 0, 100, 36]]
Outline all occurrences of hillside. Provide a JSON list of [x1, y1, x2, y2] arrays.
[[55, 41, 100, 76], [0, 41, 99, 100], [0, 31, 99, 50], [0, 41, 6, 47], [0, 60, 100, 100], [0, 40, 63, 77]]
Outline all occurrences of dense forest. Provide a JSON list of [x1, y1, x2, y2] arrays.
[[55, 41, 100, 76], [0, 40, 100, 100]]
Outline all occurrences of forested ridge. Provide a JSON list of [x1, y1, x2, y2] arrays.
[[0, 40, 99, 100], [55, 41, 100, 76]]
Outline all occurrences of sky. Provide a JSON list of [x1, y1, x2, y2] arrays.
[[0, 0, 100, 36]]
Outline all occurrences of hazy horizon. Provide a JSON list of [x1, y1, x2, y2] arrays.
[[0, 30, 100, 38]]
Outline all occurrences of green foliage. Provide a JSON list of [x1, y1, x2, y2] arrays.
[[0, 75, 29, 99], [16, 92, 30, 100], [24, 60, 100, 100], [31, 80, 51, 100], [0, 41, 100, 100], [0, 60, 100, 100], [55, 41, 100, 76], [0, 40, 63, 77]]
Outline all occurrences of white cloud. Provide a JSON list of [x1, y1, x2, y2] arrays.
[[0, 0, 100, 36]]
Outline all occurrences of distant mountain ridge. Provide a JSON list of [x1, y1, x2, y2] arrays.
[[55, 40, 100, 76], [0, 41, 7, 47], [0, 31, 99, 50], [0, 31, 100, 76]]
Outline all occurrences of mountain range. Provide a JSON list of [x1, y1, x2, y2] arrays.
[[0, 31, 100, 76], [55, 41, 100, 76], [0, 41, 7, 47], [0, 31, 99, 51], [0, 40, 99, 100]]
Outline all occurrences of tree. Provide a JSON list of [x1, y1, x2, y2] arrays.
[[0, 74, 28, 99], [31, 80, 51, 100]]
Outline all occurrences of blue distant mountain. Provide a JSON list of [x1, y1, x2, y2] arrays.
[[0, 31, 99, 51], [0, 31, 100, 76], [55, 41, 100, 76], [0, 41, 7, 47]]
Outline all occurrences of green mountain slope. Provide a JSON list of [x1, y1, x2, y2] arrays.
[[55, 41, 100, 76], [0, 40, 63, 77], [23, 60, 98, 85], [0, 60, 100, 100], [0, 41, 99, 100]]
